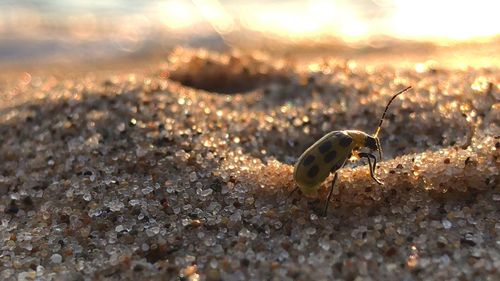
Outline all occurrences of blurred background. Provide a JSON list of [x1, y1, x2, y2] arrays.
[[0, 0, 499, 69]]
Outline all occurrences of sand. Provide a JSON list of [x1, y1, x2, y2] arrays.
[[0, 47, 499, 280]]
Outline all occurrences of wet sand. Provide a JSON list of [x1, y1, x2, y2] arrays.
[[0, 47, 499, 280]]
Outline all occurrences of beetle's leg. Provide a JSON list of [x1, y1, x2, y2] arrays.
[[359, 152, 383, 185], [323, 172, 338, 216], [370, 153, 381, 175], [370, 157, 383, 185], [368, 153, 383, 185], [322, 158, 349, 216]]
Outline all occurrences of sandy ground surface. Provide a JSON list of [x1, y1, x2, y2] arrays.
[[0, 47, 499, 280]]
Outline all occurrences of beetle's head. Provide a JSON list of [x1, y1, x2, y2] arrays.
[[365, 135, 378, 150], [365, 135, 382, 161]]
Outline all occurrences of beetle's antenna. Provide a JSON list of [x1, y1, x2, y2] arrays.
[[374, 86, 412, 138]]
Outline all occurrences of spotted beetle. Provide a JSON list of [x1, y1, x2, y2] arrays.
[[292, 86, 412, 215]]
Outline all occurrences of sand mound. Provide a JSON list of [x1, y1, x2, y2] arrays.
[[0, 48, 499, 280]]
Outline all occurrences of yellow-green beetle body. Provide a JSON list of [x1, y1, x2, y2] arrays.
[[291, 86, 412, 215], [293, 130, 376, 196]]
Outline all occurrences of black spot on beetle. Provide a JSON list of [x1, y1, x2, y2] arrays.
[[318, 141, 332, 153], [303, 155, 315, 166], [339, 135, 352, 147], [307, 165, 319, 178], [324, 150, 337, 163]]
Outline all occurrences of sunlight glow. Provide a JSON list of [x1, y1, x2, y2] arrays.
[[238, 0, 499, 42], [157, 1, 200, 30], [240, 1, 370, 41], [192, 0, 235, 34], [245, 11, 323, 38], [389, 0, 500, 41], [127, 0, 500, 43]]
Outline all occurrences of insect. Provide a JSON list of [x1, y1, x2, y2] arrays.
[[292, 86, 412, 216]]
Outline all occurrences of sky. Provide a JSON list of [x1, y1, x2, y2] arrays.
[[1, 0, 498, 41], [0, 0, 498, 65]]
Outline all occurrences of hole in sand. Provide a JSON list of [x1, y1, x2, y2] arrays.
[[166, 48, 292, 94]]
